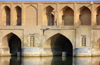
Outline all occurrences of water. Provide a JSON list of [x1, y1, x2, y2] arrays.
[[0, 56, 100, 65]]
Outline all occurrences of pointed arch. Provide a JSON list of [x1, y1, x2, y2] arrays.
[[3, 32, 21, 40], [79, 6, 91, 25], [43, 5, 54, 11], [2, 32, 22, 56], [2, 5, 10, 9], [25, 5, 37, 25], [59, 6, 74, 25], [14, 5, 21, 9], [43, 5, 55, 26], [47, 33, 71, 41], [96, 6, 100, 25], [60, 6, 74, 12], [2, 32, 22, 45], [44, 33, 73, 56], [79, 6, 91, 12], [14, 6, 22, 25], [26, 5, 37, 11], [2, 6, 10, 25]]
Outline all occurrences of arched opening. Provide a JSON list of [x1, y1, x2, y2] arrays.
[[9, 34, 21, 56], [96, 6, 100, 25], [2, 6, 10, 25], [3, 33, 21, 56], [59, 6, 74, 25], [79, 6, 91, 25], [44, 33, 73, 56], [14, 6, 21, 25], [43, 6, 54, 26]]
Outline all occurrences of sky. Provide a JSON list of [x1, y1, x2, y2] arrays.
[[0, 0, 100, 1]]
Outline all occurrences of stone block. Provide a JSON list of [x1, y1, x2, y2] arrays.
[[75, 47, 91, 56], [22, 47, 40, 56]]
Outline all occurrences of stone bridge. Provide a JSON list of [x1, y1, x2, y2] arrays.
[[0, 1, 100, 56]]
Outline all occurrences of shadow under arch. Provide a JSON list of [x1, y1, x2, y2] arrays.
[[96, 6, 100, 25], [59, 6, 74, 25], [2, 6, 10, 25], [79, 6, 91, 25], [9, 57, 21, 65], [3, 32, 22, 56], [14, 6, 22, 25], [51, 56, 72, 65], [43, 5, 54, 26], [45, 33, 73, 57]]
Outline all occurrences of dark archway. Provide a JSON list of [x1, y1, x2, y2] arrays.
[[46, 33, 73, 56], [80, 6, 91, 25], [59, 6, 74, 26], [62, 7, 74, 25], [3, 6, 10, 25], [43, 6, 54, 26], [96, 6, 100, 25], [8, 34, 21, 56], [15, 6, 21, 25]]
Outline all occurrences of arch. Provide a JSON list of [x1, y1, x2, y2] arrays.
[[2, 5, 10, 9], [79, 6, 91, 25], [3, 32, 22, 41], [14, 5, 21, 9], [79, 6, 91, 11], [25, 5, 37, 25], [59, 6, 74, 25], [60, 6, 74, 12], [44, 33, 73, 56], [14, 6, 22, 25], [96, 6, 100, 25], [2, 32, 21, 56], [26, 5, 37, 10], [2, 6, 10, 25], [43, 5, 54, 26], [44, 5, 54, 10]]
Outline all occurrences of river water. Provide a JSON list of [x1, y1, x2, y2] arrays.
[[0, 57, 100, 65]]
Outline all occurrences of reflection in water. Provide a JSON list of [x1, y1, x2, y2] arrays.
[[1, 57, 100, 65], [51, 57, 72, 65], [9, 57, 21, 65], [74, 57, 91, 65]]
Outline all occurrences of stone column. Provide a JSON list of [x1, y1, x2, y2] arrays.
[[0, 3, 2, 25], [91, 3, 96, 26], [11, 3, 13, 26], [38, 2, 42, 26], [54, 3, 59, 26], [22, 3, 25, 26], [56, 3, 59, 26], [74, 3, 78, 26]]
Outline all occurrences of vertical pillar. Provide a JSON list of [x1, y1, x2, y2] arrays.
[[0, 3, 2, 25], [22, 3, 25, 26], [38, 2, 42, 26], [56, 3, 59, 26], [53, 10, 56, 26], [74, 3, 78, 26], [11, 3, 13, 25], [54, 3, 57, 26], [91, 3, 96, 26]]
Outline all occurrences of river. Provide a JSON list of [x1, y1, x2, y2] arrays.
[[0, 56, 100, 65]]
